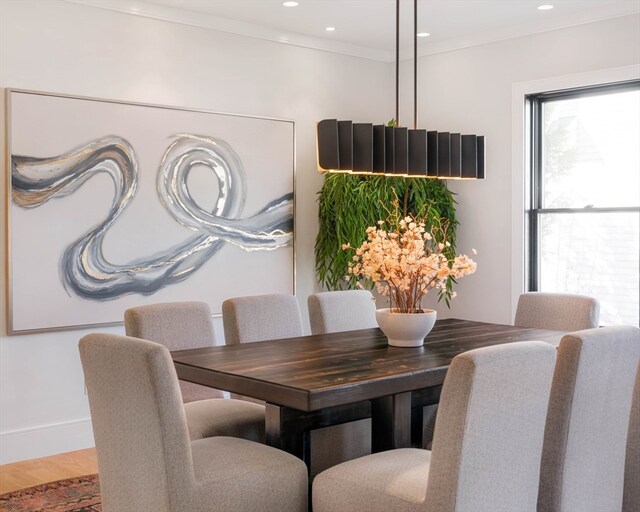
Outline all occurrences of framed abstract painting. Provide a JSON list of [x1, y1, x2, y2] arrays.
[[5, 89, 295, 333]]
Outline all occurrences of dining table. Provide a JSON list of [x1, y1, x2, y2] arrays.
[[171, 318, 565, 470]]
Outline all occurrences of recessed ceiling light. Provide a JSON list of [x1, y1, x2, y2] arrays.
[[282, 1, 298, 7], [417, 32, 430, 37], [325, 26, 335, 32], [537, 4, 554, 10]]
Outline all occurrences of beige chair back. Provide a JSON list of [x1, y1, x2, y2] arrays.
[[624, 363, 640, 512], [124, 301, 215, 351], [222, 294, 304, 344], [426, 341, 557, 512], [538, 326, 640, 512], [79, 334, 195, 512], [308, 290, 377, 335], [514, 292, 599, 331], [124, 301, 222, 402]]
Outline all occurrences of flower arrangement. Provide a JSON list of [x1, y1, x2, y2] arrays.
[[343, 202, 477, 314]]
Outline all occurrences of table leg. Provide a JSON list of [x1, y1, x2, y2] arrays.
[[265, 404, 312, 510], [265, 403, 310, 464], [264, 401, 371, 462], [411, 405, 424, 448], [371, 391, 412, 452], [411, 385, 443, 448]]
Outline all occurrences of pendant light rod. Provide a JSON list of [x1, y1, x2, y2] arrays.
[[395, 0, 400, 126], [414, 0, 418, 130]]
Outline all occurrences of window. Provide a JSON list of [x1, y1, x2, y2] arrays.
[[527, 81, 640, 326]]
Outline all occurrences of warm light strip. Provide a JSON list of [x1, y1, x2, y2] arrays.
[[316, 169, 477, 180]]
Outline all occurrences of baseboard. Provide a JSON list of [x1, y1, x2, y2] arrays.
[[0, 418, 94, 464]]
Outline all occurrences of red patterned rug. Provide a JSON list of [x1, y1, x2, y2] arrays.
[[0, 474, 101, 512]]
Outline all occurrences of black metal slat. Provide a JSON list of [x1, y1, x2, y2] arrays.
[[437, 132, 450, 177], [373, 125, 386, 173], [353, 123, 373, 172], [394, 127, 408, 174], [427, 131, 438, 177], [316, 119, 339, 170], [337, 120, 353, 170], [408, 129, 427, 175]]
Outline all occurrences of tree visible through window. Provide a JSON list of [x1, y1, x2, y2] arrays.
[[528, 82, 640, 326]]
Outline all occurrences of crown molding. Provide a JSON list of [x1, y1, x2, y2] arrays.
[[62, 0, 393, 62], [415, 4, 640, 59], [63, 0, 639, 63]]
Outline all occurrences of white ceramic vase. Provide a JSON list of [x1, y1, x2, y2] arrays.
[[375, 308, 437, 347]]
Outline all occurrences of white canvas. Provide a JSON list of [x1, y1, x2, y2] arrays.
[[7, 90, 295, 333]]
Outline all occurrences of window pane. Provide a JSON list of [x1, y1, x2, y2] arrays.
[[542, 90, 640, 208], [539, 211, 639, 326]]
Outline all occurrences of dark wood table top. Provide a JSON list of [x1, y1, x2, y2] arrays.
[[172, 318, 565, 412]]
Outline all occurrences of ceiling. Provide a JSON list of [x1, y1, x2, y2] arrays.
[[73, 0, 640, 61]]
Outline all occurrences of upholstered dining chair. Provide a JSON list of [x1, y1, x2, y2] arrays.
[[514, 292, 600, 331], [624, 363, 640, 512], [125, 301, 265, 443], [79, 333, 307, 512], [222, 293, 304, 344], [538, 326, 640, 512], [125, 301, 222, 402], [307, 290, 377, 335], [222, 293, 370, 477], [312, 341, 557, 512]]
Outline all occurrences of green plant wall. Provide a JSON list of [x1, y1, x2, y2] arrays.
[[315, 173, 458, 290]]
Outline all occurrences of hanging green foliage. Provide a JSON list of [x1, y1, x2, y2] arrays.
[[315, 173, 458, 291]]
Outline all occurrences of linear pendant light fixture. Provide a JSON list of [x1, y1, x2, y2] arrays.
[[316, 0, 485, 179]]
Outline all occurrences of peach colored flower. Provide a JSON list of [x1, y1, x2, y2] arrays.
[[344, 213, 477, 313]]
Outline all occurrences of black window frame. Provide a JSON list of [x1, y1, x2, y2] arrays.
[[526, 79, 640, 293]]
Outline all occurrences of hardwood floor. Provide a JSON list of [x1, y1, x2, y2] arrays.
[[0, 448, 98, 494]]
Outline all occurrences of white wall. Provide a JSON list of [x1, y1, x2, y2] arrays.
[[403, 14, 640, 323], [1, 1, 638, 464], [0, 0, 391, 463]]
